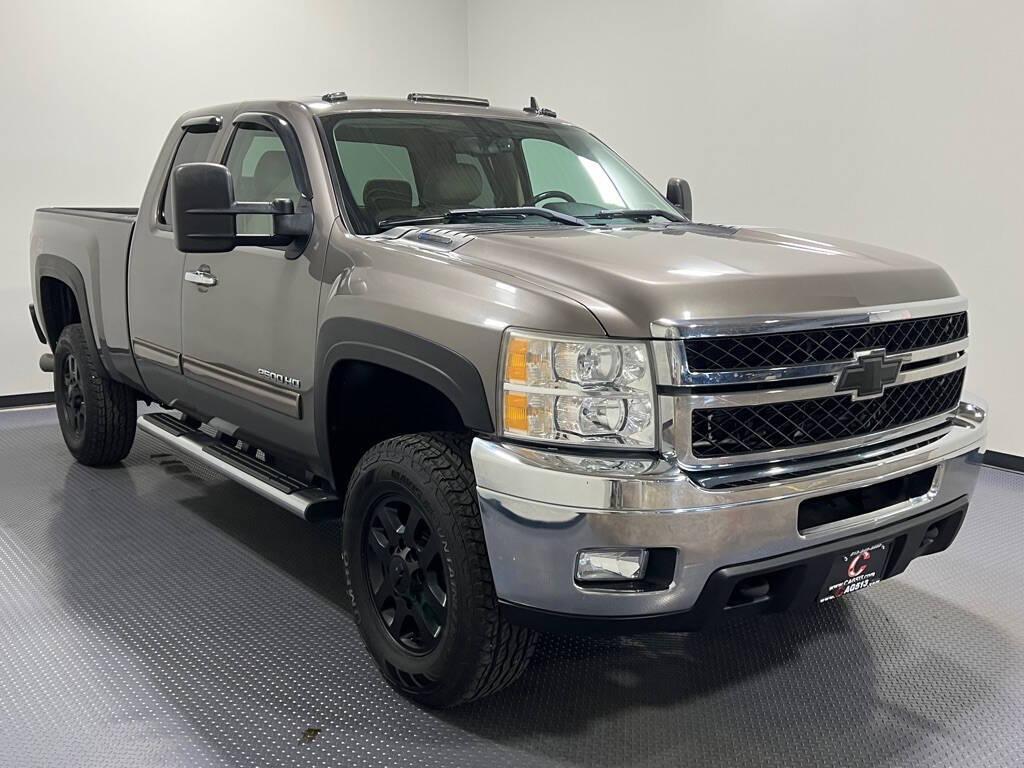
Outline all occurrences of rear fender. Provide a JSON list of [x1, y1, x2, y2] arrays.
[[35, 254, 104, 367]]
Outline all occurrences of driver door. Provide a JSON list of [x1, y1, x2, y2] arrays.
[[179, 114, 322, 455]]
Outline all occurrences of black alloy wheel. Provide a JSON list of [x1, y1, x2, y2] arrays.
[[60, 352, 86, 438], [52, 323, 136, 466], [363, 492, 448, 654], [344, 432, 536, 707]]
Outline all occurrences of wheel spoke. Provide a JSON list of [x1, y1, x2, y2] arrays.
[[390, 598, 410, 633], [422, 577, 447, 618], [375, 502, 404, 547], [365, 526, 391, 563], [416, 536, 441, 567], [362, 491, 448, 654], [371, 576, 394, 612], [410, 605, 438, 642]]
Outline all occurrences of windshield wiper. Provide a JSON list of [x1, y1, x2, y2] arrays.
[[377, 214, 446, 229], [448, 207, 587, 226], [378, 206, 587, 231], [590, 208, 687, 223]]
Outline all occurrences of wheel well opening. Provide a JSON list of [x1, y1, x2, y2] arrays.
[[327, 360, 470, 495], [39, 277, 81, 348]]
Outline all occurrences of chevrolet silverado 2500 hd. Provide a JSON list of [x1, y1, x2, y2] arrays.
[[29, 93, 987, 707]]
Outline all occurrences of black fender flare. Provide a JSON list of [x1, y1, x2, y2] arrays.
[[35, 254, 104, 366], [314, 319, 494, 472]]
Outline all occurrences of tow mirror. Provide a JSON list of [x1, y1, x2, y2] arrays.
[[171, 162, 312, 254], [666, 177, 693, 220]]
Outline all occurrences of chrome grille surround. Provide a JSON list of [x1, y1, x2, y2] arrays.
[[652, 297, 969, 471]]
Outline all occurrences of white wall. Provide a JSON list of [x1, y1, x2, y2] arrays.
[[4, 0, 1021, 456], [469, 0, 1024, 456], [0, 0, 468, 396]]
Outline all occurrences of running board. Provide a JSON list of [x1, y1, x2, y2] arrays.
[[138, 412, 338, 521]]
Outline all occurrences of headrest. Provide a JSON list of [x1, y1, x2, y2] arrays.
[[422, 162, 483, 207], [253, 150, 293, 199], [363, 179, 413, 214]]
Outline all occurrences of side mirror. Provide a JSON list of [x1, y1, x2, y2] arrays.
[[172, 163, 237, 253], [666, 177, 692, 220], [171, 162, 312, 254]]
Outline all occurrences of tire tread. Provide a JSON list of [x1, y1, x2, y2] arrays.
[[346, 432, 536, 707], [55, 324, 136, 466]]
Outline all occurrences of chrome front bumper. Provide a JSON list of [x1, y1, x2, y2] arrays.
[[473, 399, 987, 620]]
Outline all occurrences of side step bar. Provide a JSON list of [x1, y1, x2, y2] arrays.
[[138, 412, 339, 521]]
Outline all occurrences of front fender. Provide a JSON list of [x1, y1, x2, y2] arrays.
[[314, 318, 494, 476]]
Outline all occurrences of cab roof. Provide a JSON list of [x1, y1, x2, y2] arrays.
[[175, 94, 573, 138], [300, 94, 567, 123]]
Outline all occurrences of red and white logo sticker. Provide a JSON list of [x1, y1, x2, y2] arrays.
[[847, 550, 871, 579]]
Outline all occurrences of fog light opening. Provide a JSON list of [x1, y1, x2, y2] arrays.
[[728, 575, 772, 607], [575, 549, 649, 583]]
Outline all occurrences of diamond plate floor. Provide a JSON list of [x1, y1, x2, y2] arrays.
[[0, 406, 1021, 768]]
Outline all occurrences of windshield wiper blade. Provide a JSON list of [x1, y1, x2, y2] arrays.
[[378, 206, 587, 232], [446, 207, 586, 226], [592, 208, 686, 223], [377, 214, 447, 229]]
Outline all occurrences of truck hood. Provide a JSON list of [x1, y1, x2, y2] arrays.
[[437, 223, 960, 337]]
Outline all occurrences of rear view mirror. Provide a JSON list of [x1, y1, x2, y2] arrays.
[[666, 177, 693, 220], [171, 163, 313, 254]]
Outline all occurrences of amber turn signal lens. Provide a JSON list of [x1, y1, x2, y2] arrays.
[[504, 391, 529, 431], [505, 337, 530, 383]]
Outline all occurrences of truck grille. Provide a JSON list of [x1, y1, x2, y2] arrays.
[[690, 368, 964, 458], [685, 312, 967, 372]]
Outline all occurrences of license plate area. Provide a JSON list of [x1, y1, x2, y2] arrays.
[[818, 540, 893, 603]]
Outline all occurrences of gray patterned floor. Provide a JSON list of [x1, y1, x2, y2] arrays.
[[0, 406, 1021, 768]]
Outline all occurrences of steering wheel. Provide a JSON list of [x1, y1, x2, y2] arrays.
[[530, 190, 577, 206]]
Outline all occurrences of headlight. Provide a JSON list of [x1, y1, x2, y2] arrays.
[[500, 330, 656, 449]]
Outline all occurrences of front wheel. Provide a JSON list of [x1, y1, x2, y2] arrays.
[[343, 432, 536, 708]]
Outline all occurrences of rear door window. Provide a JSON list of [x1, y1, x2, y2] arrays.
[[160, 129, 218, 226]]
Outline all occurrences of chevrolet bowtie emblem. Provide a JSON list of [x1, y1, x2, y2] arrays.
[[834, 349, 903, 400]]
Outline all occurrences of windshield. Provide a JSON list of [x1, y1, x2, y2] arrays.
[[320, 113, 680, 234]]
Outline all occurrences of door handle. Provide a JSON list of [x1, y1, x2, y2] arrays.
[[184, 269, 218, 287]]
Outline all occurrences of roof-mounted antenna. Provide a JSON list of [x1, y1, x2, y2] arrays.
[[523, 96, 557, 118]]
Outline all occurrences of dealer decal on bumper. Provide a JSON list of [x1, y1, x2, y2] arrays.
[[818, 540, 893, 603]]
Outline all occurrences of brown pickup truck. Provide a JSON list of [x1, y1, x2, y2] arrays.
[[29, 92, 987, 706]]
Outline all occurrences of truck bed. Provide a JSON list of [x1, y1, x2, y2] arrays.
[[30, 205, 140, 387], [37, 206, 139, 220]]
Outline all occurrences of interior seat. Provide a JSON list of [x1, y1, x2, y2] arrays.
[[421, 162, 483, 211], [253, 150, 298, 202], [363, 179, 414, 224]]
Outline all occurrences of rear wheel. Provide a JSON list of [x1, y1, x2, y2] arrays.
[[343, 432, 536, 708], [53, 323, 137, 466]]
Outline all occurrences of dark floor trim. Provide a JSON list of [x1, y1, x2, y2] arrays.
[[984, 451, 1024, 474], [0, 391, 55, 409]]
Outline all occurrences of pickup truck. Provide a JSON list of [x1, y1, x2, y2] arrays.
[[29, 92, 987, 708]]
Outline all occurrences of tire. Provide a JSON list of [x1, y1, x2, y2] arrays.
[[343, 432, 536, 708], [53, 323, 137, 466]]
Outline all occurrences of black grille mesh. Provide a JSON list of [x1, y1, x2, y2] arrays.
[[691, 369, 964, 458], [685, 312, 967, 372]]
